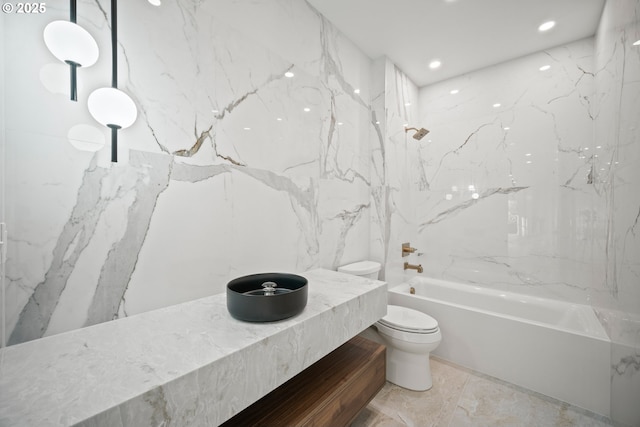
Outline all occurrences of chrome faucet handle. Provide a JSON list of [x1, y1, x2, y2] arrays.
[[261, 281, 278, 296]]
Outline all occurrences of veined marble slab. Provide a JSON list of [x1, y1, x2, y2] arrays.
[[0, 269, 387, 427]]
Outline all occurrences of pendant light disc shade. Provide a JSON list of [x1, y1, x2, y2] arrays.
[[88, 87, 138, 129], [43, 21, 99, 67]]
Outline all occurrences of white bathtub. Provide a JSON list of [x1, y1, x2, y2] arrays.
[[388, 277, 611, 417]]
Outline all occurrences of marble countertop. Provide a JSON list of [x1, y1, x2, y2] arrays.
[[0, 269, 387, 426]]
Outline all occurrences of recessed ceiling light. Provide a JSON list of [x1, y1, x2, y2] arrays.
[[493, 103, 501, 108], [148, 0, 161, 5], [538, 21, 556, 32], [539, 65, 551, 71], [405, 102, 411, 106], [303, 107, 311, 112], [450, 89, 459, 94], [503, 126, 510, 130], [243, 127, 251, 131], [354, 88, 360, 94], [276, 117, 283, 121], [634, 39, 640, 46], [429, 59, 442, 69], [284, 71, 295, 78]]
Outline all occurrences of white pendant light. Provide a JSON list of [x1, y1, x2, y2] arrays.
[[42, 1, 98, 101], [43, 21, 98, 67], [87, 0, 137, 162], [88, 88, 137, 129]]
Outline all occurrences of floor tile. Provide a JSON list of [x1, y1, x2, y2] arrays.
[[450, 374, 613, 427], [352, 357, 468, 427], [353, 356, 614, 427], [351, 406, 407, 427]]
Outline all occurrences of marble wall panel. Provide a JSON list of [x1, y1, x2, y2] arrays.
[[378, 60, 421, 284], [593, 1, 640, 425], [593, 0, 640, 315], [123, 172, 233, 316], [368, 59, 388, 274], [415, 38, 600, 304], [2, 0, 375, 344]]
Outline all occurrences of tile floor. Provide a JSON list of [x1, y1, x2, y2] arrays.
[[351, 357, 614, 427]]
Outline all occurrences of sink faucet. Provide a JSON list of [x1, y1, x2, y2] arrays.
[[404, 262, 423, 273]]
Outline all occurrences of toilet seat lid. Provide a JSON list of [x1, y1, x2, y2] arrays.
[[337, 261, 381, 276], [378, 305, 439, 333]]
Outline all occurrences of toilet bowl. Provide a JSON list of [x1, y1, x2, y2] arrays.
[[376, 304, 441, 391], [337, 261, 442, 391]]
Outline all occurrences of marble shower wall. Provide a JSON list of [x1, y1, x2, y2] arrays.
[[368, 58, 389, 276], [380, 61, 422, 284], [593, 1, 640, 425], [3, 0, 375, 345], [368, 57, 427, 284], [594, 0, 640, 315], [415, 38, 600, 304], [410, 1, 639, 318]]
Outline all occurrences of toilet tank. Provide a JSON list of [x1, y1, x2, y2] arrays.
[[337, 261, 381, 280]]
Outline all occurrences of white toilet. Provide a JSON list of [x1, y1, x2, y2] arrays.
[[338, 261, 442, 391]]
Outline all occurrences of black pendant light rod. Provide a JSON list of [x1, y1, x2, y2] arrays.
[[109, 0, 119, 162], [110, 125, 119, 162], [68, 0, 78, 101], [111, 0, 118, 89]]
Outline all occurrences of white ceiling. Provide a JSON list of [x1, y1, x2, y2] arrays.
[[307, 0, 605, 87]]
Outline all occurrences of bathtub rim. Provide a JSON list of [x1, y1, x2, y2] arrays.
[[389, 279, 610, 342]]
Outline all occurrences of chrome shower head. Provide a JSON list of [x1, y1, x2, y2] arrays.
[[405, 127, 430, 140]]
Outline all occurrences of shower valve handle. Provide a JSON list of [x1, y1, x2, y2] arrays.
[[402, 242, 418, 257]]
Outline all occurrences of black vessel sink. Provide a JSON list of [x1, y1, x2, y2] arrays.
[[227, 273, 308, 322]]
